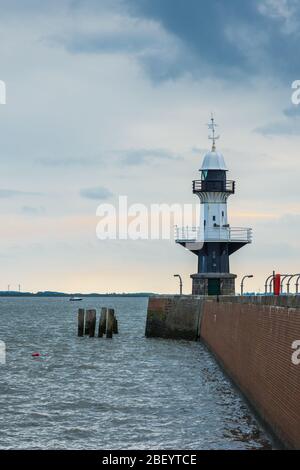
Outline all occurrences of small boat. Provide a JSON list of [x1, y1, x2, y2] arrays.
[[69, 297, 83, 301]]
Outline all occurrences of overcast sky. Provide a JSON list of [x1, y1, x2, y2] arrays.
[[0, 0, 300, 293]]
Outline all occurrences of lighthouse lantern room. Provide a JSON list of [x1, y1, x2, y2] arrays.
[[175, 116, 252, 295]]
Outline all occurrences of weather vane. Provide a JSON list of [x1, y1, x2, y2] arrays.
[[208, 113, 220, 151]]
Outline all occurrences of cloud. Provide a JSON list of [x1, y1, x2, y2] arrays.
[[0, 189, 42, 198], [3, 0, 300, 84], [11, 0, 300, 84], [258, 0, 300, 34], [52, 23, 157, 55], [120, 148, 181, 166], [37, 157, 102, 167], [21, 206, 45, 215], [45, 8, 183, 82], [254, 104, 300, 135], [124, 0, 300, 81], [0, 0, 299, 294], [254, 121, 299, 136], [283, 106, 300, 117], [80, 186, 113, 200]]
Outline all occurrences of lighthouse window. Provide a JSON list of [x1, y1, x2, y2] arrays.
[[213, 216, 216, 221], [222, 211, 224, 217]]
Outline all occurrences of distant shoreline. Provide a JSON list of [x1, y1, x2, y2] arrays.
[[0, 292, 156, 298]]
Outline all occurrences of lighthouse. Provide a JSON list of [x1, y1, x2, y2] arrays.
[[175, 116, 252, 295]]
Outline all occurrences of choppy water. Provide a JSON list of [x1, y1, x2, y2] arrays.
[[0, 297, 273, 449]]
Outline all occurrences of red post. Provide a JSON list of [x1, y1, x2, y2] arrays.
[[273, 273, 281, 296]]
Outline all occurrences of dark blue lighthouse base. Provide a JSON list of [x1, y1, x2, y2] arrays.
[[191, 273, 237, 296]]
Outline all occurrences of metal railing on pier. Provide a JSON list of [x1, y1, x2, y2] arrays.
[[264, 273, 300, 295]]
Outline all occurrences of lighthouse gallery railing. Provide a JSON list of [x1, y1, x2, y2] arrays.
[[175, 226, 252, 243], [192, 180, 235, 193]]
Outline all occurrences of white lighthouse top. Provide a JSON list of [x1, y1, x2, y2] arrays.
[[200, 149, 228, 171], [200, 114, 227, 171]]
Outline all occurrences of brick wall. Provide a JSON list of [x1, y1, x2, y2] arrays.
[[201, 300, 300, 449]]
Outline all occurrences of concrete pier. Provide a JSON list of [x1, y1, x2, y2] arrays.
[[145, 295, 203, 341], [145, 295, 300, 449]]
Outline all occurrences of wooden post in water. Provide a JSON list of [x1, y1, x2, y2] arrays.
[[78, 308, 85, 337], [84, 309, 90, 335], [106, 308, 114, 339], [98, 307, 107, 337], [113, 316, 118, 334], [88, 309, 96, 338]]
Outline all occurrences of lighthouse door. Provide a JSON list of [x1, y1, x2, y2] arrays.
[[208, 278, 221, 295]]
